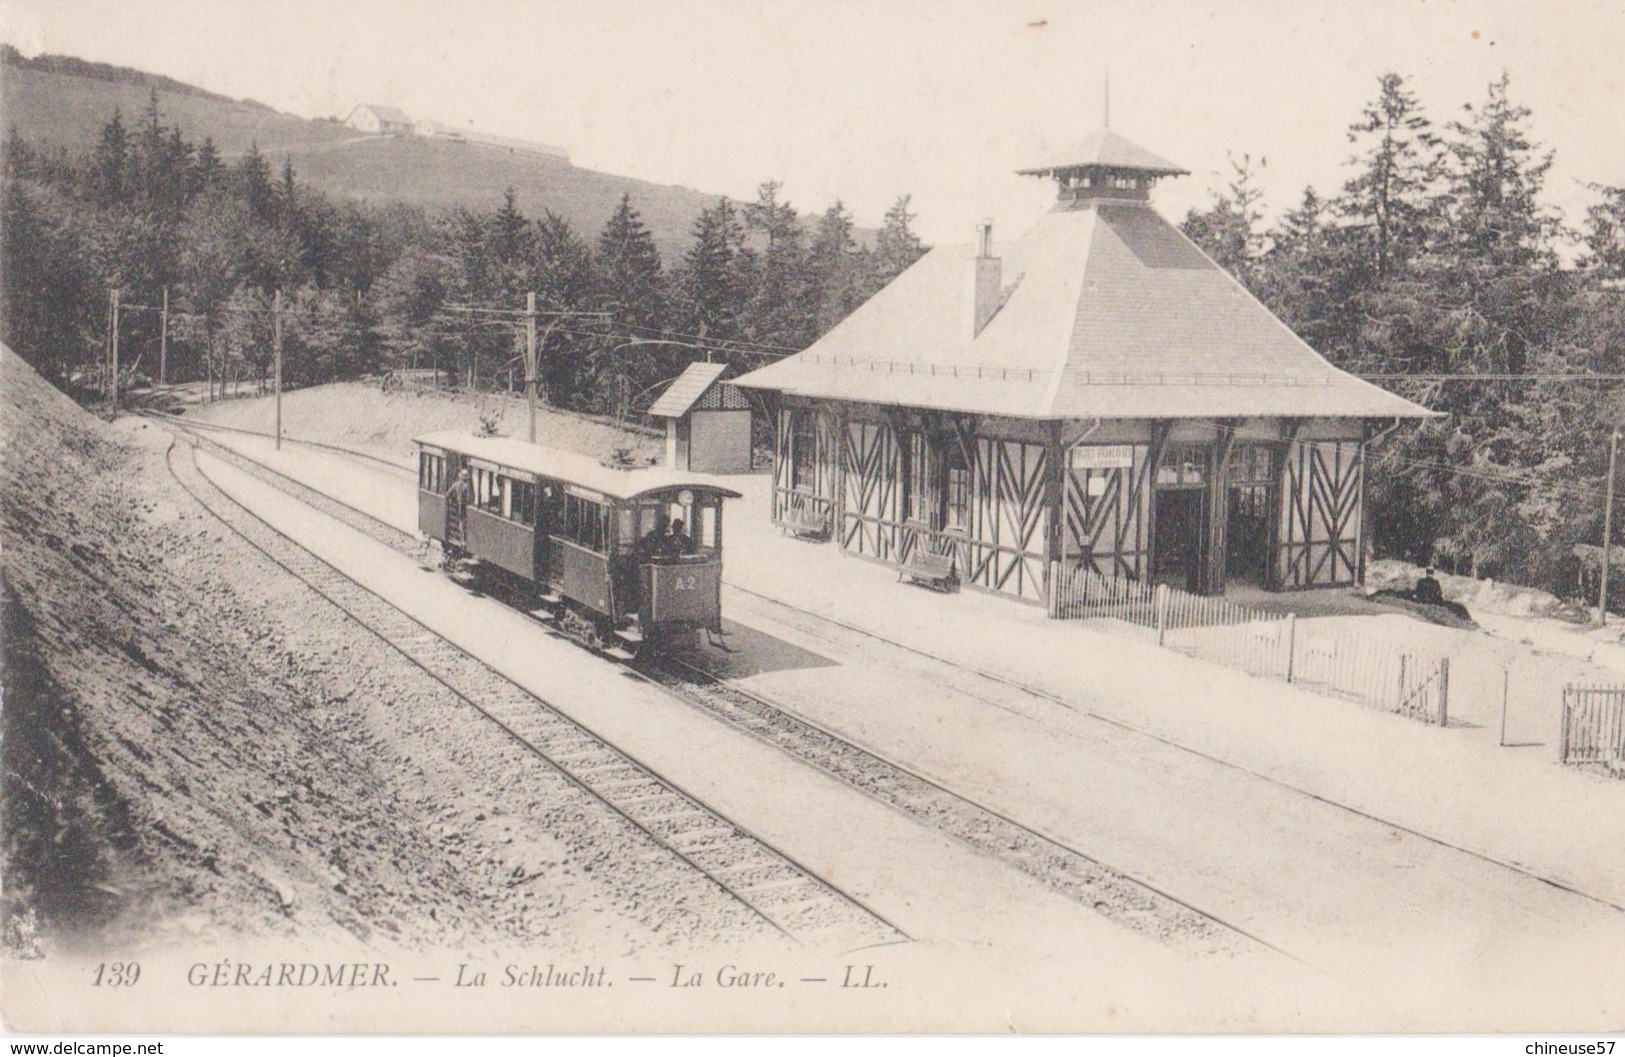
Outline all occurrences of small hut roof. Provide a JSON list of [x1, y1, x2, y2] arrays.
[[647, 362, 729, 418]]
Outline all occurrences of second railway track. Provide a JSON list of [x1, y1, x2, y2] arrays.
[[157, 417, 1267, 955], [164, 432, 906, 952]]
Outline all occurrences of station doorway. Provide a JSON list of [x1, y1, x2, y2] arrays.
[[1224, 444, 1276, 586], [1151, 443, 1210, 593]]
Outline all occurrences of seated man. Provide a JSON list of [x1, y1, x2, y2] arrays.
[[664, 517, 696, 558], [1412, 567, 1445, 605]]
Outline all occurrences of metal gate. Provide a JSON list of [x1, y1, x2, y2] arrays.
[[1560, 685, 1625, 778]]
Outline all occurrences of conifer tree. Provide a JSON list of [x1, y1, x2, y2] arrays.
[[673, 196, 746, 346], [235, 143, 276, 226], [1337, 72, 1444, 280], [530, 210, 596, 404], [807, 200, 861, 337], [92, 107, 131, 207], [593, 193, 666, 416], [1181, 154, 1266, 282], [740, 180, 812, 352], [869, 193, 924, 292], [1580, 184, 1625, 279]]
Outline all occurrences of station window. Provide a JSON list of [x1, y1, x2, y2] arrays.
[[791, 411, 817, 490], [943, 443, 970, 531], [1228, 445, 1275, 520], [904, 432, 932, 525], [1160, 444, 1209, 487], [419, 452, 446, 494]]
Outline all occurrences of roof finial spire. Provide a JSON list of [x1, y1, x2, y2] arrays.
[[1103, 68, 1111, 129]]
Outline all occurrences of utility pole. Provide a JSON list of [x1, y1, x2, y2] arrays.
[[273, 289, 283, 451], [108, 288, 121, 415], [159, 286, 169, 386], [525, 291, 538, 444], [1600, 428, 1620, 628]]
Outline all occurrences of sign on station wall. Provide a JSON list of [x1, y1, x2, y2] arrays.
[[1070, 444, 1135, 470]]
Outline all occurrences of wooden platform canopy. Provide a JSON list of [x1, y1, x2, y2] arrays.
[[732, 128, 1437, 606]]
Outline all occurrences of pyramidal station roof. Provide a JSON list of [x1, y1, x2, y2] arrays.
[[733, 129, 1434, 422]]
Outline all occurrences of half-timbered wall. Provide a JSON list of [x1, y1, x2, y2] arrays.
[[772, 405, 839, 525], [1276, 439, 1364, 588], [840, 417, 906, 561], [1063, 442, 1155, 580], [962, 437, 1049, 601]]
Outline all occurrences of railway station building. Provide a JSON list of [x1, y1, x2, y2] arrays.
[[732, 129, 1435, 606]]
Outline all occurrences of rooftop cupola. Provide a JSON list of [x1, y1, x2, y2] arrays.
[[1017, 128, 1188, 208]]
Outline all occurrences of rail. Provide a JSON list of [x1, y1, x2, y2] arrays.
[[163, 435, 904, 949]]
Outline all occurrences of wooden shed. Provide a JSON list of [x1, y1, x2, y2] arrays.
[[647, 362, 753, 474], [733, 128, 1437, 606]]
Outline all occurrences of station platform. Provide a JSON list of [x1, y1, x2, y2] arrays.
[[176, 425, 1625, 1028]]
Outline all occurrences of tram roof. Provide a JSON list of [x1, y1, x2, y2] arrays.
[[413, 430, 743, 502]]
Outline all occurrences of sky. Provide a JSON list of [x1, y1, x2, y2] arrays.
[[3, 0, 1623, 246]]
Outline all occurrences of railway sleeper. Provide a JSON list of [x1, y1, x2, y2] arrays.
[[629, 796, 706, 820], [734, 875, 820, 898], [662, 826, 743, 852]]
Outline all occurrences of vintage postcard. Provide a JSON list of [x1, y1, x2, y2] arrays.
[[2, 0, 1623, 1038]]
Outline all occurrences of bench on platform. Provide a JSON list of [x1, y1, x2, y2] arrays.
[[780, 504, 831, 541], [899, 550, 957, 593]]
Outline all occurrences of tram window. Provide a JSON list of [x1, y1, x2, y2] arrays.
[[638, 503, 663, 538], [697, 505, 717, 550], [475, 468, 502, 513], [564, 494, 607, 552], [515, 482, 535, 527], [419, 453, 446, 493]]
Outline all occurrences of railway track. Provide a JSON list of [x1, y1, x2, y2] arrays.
[[640, 653, 1254, 952], [156, 418, 1262, 953], [162, 433, 906, 952]]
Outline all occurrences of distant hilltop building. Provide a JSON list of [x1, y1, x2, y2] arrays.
[[345, 103, 569, 161], [344, 103, 413, 136]]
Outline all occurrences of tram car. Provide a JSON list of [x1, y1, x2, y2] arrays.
[[414, 430, 741, 657]]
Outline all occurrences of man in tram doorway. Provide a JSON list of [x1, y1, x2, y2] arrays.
[[638, 514, 671, 563], [444, 466, 472, 565]]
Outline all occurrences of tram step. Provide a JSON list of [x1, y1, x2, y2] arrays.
[[614, 627, 644, 644], [603, 646, 637, 662]]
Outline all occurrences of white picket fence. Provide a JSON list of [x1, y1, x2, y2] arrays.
[[1048, 563, 1450, 725]]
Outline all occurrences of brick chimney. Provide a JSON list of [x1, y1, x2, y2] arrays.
[[973, 220, 1002, 337]]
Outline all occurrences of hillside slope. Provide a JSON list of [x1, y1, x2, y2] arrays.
[[0, 346, 747, 954], [1, 55, 721, 258]]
